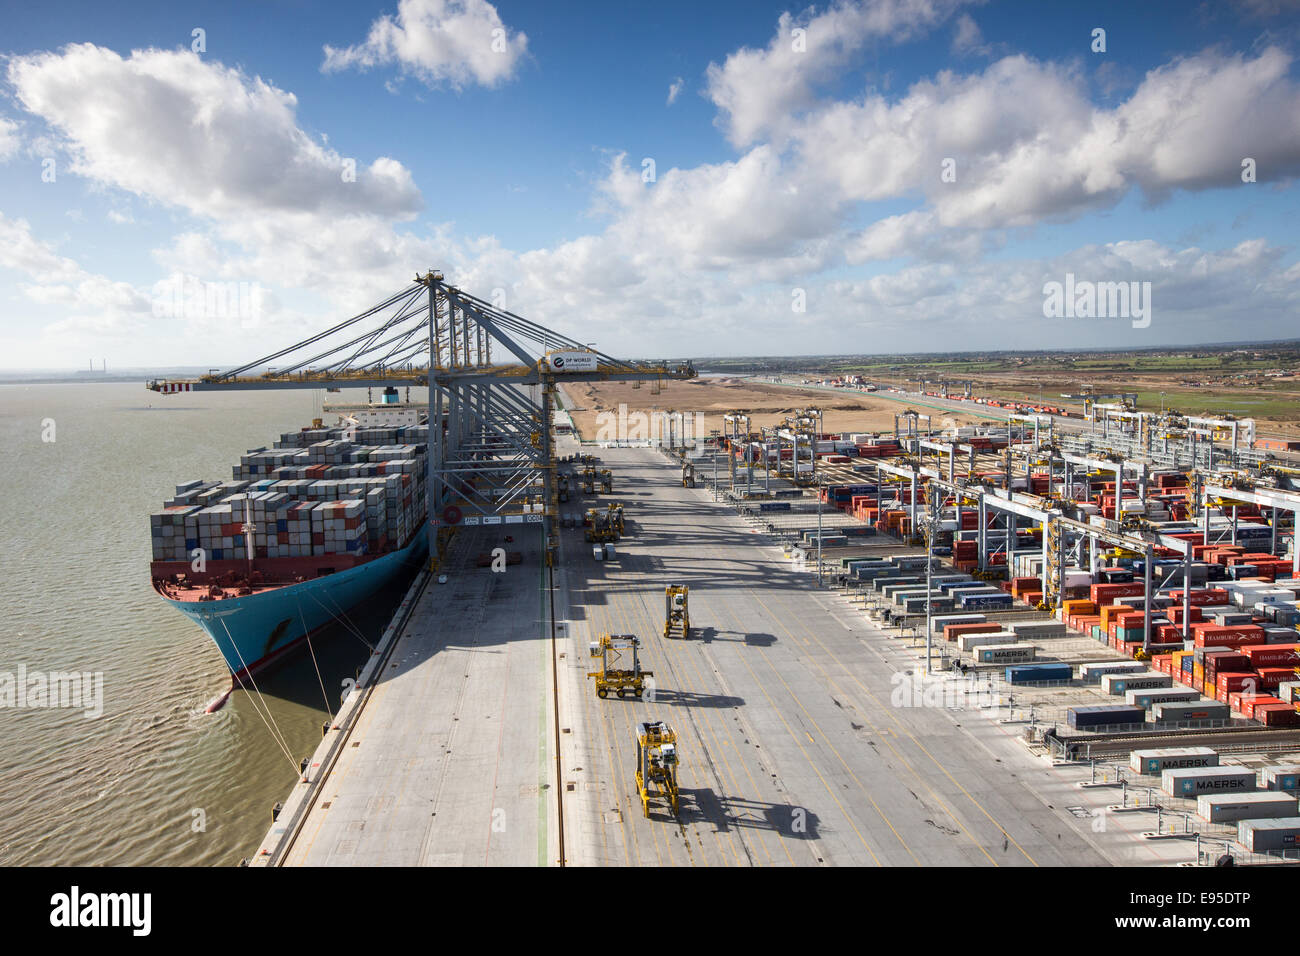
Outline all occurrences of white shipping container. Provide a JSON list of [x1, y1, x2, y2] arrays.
[[1197, 792, 1297, 823]]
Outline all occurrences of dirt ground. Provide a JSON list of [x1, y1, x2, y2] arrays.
[[558, 377, 985, 440]]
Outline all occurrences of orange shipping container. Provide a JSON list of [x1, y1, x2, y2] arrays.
[[944, 622, 1002, 643]]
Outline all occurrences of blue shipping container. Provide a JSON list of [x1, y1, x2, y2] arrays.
[[961, 594, 1014, 609], [1069, 705, 1146, 729], [1006, 663, 1072, 684]]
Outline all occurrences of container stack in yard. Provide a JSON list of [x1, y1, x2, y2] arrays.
[[797, 423, 1300, 794], [1162, 766, 1256, 797]]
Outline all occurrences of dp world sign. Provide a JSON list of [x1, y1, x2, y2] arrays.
[[547, 350, 598, 373]]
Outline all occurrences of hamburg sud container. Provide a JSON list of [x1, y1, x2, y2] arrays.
[[1162, 766, 1256, 797], [1197, 792, 1298, 823], [1238, 818, 1300, 853], [1068, 705, 1146, 730], [1130, 747, 1218, 775]]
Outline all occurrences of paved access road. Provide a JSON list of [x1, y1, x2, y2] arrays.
[[555, 446, 1111, 866], [281, 525, 560, 866]]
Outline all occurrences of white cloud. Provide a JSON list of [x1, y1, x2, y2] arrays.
[[8, 44, 423, 221], [0, 117, 20, 161], [322, 0, 527, 90], [951, 13, 988, 55], [3, 22, 1298, 363], [667, 77, 684, 106], [705, 0, 977, 146], [0, 213, 151, 345], [0, 213, 86, 284]]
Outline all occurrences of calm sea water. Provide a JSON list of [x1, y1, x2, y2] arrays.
[[0, 382, 426, 865]]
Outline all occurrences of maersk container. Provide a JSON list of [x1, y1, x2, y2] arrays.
[[1162, 766, 1256, 797], [976, 643, 1036, 664], [1151, 700, 1231, 724], [1005, 662, 1071, 684], [1080, 661, 1148, 683], [1129, 747, 1218, 775], [1068, 705, 1146, 729], [1198, 792, 1298, 823], [1264, 766, 1300, 791], [1238, 818, 1300, 853], [1125, 687, 1201, 710], [1101, 672, 1171, 696]]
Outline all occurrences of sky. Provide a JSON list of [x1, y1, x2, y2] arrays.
[[0, 0, 1298, 368]]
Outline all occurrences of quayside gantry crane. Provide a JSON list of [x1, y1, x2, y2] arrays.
[[147, 271, 697, 567]]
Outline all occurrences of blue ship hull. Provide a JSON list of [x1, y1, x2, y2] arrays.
[[164, 530, 429, 684]]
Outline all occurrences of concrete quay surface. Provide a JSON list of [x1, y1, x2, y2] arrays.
[[254, 444, 1182, 867]]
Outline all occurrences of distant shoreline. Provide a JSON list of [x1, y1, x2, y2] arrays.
[[0, 377, 152, 386]]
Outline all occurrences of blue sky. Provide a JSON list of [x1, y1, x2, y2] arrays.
[[0, 0, 1298, 367]]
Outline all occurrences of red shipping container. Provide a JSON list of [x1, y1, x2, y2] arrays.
[[1074, 614, 1101, 635], [1222, 691, 1263, 712], [1091, 582, 1146, 604], [1204, 651, 1252, 679], [1187, 588, 1231, 606], [1256, 667, 1295, 689], [1166, 605, 1203, 625], [1156, 624, 1186, 643], [1192, 624, 1266, 649], [1010, 576, 1040, 598], [1217, 672, 1261, 694], [1241, 645, 1300, 667], [1255, 703, 1300, 727], [1243, 696, 1284, 719]]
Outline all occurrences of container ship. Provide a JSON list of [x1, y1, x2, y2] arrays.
[[149, 390, 429, 686]]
